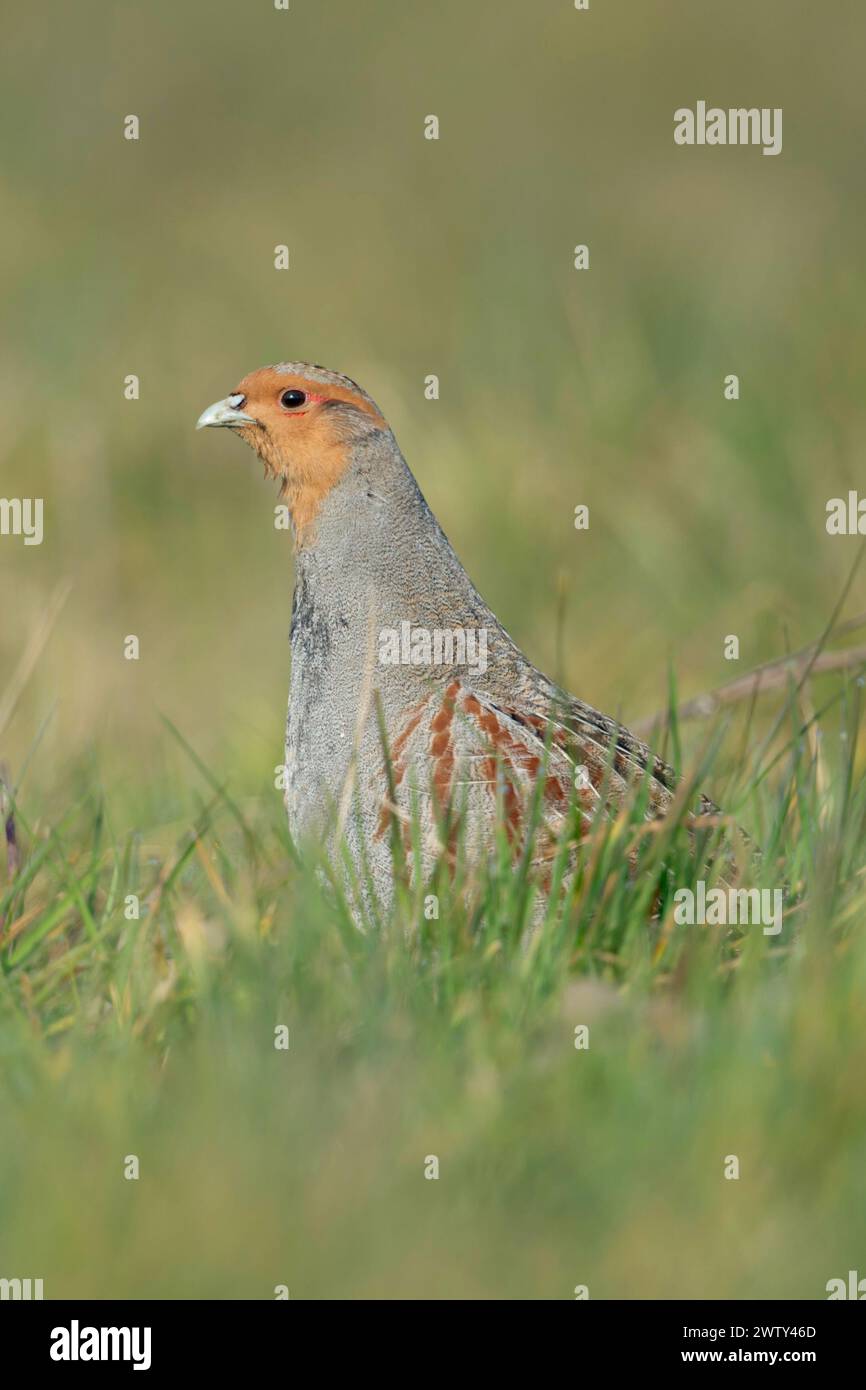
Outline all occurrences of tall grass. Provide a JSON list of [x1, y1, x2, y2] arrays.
[[1, 662, 865, 1298]]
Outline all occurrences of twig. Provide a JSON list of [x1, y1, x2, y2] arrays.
[[0, 761, 20, 938], [0, 764, 18, 873], [634, 641, 866, 736]]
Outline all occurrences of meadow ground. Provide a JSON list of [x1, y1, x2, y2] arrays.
[[2, 0, 866, 1298]]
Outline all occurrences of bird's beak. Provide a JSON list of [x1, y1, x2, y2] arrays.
[[196, 394, 257, 430]]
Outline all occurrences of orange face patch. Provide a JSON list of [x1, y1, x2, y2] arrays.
[[229, 367, 388, 544]]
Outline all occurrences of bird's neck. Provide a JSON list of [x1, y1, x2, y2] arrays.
[[289, 439, 504, 671]]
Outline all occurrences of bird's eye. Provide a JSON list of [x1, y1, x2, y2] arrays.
[[280, 389, 307, 410]]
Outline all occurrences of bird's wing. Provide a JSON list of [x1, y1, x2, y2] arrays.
[[374, 679, 702, 865]]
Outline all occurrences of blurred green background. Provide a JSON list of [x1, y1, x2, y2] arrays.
[[3, 0, 866, 800], [2, 0, 866, 1301]]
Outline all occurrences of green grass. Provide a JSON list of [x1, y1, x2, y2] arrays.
[[2, 668, 866, 1300]]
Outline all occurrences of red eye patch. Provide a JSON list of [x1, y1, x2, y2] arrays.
[[281, 389, 328, 416]]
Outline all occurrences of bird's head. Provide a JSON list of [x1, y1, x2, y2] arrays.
[[196, 362, 388, 543]]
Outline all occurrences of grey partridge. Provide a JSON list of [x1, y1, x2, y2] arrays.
[[197, 363, 721, 914]]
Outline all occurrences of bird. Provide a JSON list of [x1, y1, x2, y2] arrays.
[[197, 362, 727, 917]]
